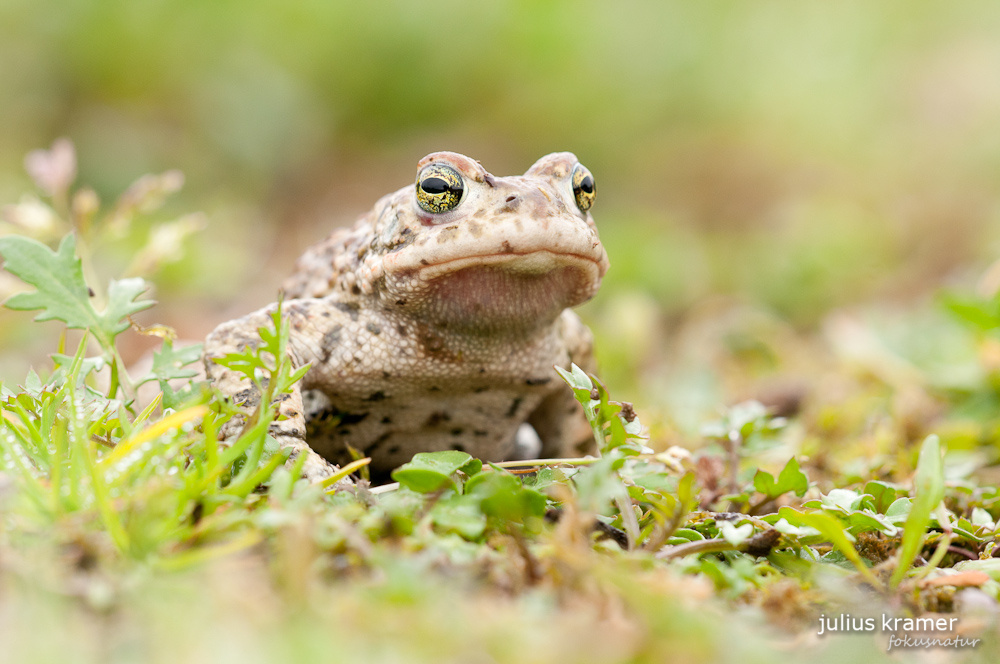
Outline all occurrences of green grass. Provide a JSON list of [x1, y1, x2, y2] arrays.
[[3, 142, 1000, 664]]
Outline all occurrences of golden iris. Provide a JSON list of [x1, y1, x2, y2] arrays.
[[416, 164, 465, 213], [571, 163, 596, 212]]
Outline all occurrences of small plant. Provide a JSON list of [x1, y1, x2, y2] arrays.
[[1, 139, 204, 406], [0, 141, 308, 564]]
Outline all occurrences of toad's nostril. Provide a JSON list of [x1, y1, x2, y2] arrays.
[[505, 195, 516, 203]]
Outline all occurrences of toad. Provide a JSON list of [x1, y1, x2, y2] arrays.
[[204, 151, 609, 483]]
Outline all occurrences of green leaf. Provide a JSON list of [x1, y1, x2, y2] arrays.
[[469, 471, 546, 524], [556, 364, 646, 456], [822, 548, 872, 570], [555, 363, 594, 396], [0, 234, 153, 350], [212, 304, 311, 403], [51, 353, 106, 378], [753, 457, 808, 499], [718, 521, 753, 546], [104, 278, 155, 335], [141, 340, 203, 409], [771, 518, 820, 538], [392, 468, 457, 494], [430, 493, 487, 540], [776, 457, 809, 496], [0, 235, 90, 325], [796, 485, 900, 536], [525, 466, 568, 492], [954, 558, 1000, 580], [213, 346, 267, 380], [952, 518, 989, 543], [890, 434, 945, 588], [864, 480, 900, 514], [571, 456, 627, 515], [409, 450, 482, 477], [143, 340, 202, 385], [677, 471, 698, 511], [795, 511, 881, 587], [972, 507, 995, 529], [885, 497, 912, 523], [940, 293, 1000, 332], [819, 489, 865, 512], [391, 451, 482, 494], [670, 528, 705, 543], [843, 511, 897, 536]]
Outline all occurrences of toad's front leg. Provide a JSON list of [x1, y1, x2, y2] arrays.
[[203, 298, 353, 486], [529, 310, 600, 459]]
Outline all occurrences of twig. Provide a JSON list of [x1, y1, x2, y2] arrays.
[[657, 537, 737, 560], [657, 529, 781, 561], [489, 457, 603, 469], [947, 545, 978, 561]]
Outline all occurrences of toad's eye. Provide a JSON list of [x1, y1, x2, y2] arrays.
[[571, 163, 596, 213], [416, 164, 465, 213]]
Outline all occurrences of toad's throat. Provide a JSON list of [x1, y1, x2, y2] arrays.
[[422, 260, 598, 334]]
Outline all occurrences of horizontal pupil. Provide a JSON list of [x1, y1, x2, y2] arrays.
[[578, 176, 594, 194], [421, 177, 455, 195]]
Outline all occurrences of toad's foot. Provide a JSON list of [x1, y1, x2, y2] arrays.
[[282, 436, 355, 490]]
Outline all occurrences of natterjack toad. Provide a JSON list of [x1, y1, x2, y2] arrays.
[[204, 151, 609, 482]]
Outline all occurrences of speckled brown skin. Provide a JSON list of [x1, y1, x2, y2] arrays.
[[204, 152, 609, 483]]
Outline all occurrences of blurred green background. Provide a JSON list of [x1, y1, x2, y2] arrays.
[[4, 0, 1000, 439]]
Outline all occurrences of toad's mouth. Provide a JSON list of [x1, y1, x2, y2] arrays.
[[415, 249, 602, 282], [411, 251, 603, 333]]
